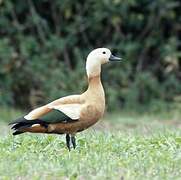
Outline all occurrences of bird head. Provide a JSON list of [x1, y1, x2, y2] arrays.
[[86, 48, 121, 77]]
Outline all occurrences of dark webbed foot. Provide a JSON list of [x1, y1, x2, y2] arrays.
[[71, 135, 76, 149]]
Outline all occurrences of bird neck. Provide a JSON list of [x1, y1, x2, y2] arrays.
[[85, 59, 104, 97], [86, 59, 101, 78], [87, 75, 104, 94]]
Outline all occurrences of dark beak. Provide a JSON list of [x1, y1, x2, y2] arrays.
[[109, 54, 122, 61]]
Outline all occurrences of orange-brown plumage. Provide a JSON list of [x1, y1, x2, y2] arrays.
[[9, 48, 121, 150], [46, 75, 105, 134]]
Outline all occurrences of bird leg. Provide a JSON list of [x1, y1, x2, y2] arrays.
[[71, 135, 76, 149], [66, 134, 71, 151]]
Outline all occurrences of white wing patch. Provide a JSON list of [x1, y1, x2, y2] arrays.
[[31, 124, 40, 127], [50, 104, 81, 120]]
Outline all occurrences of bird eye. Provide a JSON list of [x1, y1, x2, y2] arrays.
[[102, 51, 106, 54]]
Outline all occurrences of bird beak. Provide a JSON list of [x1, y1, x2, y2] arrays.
[[109, 54, 122, 61]]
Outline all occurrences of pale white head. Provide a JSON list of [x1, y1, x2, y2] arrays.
[[86, 48, 121, 77]]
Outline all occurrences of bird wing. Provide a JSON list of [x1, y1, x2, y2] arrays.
[[10, 108, 78, 135], [48, 103, 82, 120], [48, 95, 84, 106], [21, 94, 84, 121], [46, 94, 84, 121]]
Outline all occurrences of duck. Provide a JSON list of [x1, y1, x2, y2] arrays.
[[9, 48, 121, 150]]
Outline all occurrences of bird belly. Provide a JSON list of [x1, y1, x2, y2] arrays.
[[47, 117, 99, 134]]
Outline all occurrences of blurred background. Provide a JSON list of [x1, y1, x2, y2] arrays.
[[1, 1, 181, 178], [0, 0, 180, 114]]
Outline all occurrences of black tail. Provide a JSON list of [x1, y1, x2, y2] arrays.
[[9, 117, 48, 135], [13, 131, 24, 135]]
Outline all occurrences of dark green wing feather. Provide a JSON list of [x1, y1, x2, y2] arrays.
[[40, 109, 78, 123]]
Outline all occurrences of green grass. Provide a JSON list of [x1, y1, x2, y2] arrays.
[[0, 107, 181, 180]]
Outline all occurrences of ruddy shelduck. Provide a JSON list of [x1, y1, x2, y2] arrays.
[[9, 48, 121, 150]]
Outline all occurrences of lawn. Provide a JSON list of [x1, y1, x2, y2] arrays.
[[0, 107, 181, 180]]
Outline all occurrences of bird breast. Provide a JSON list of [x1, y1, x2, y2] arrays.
[[80, 101, 105, 122]]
